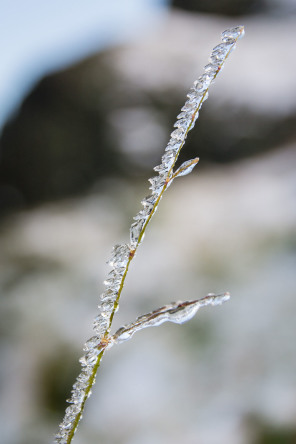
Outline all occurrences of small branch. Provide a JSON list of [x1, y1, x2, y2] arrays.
[[111, 292, 230, 345], [54, 26, 244, 444]]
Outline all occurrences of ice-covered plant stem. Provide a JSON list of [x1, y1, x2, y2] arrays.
[[55, 26, 244, 443]]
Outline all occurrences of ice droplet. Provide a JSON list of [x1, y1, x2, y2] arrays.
[[204, 62, 219, 74], [171, 127, 186, 141], [181, 101, 196, 113], [72, 380, 87, 392], [68, 388, 85, 404], [153, 163, 168, 174], [221, 26, 244, 42], [79, 349, 99, 367], [100, 289, 116, 302], [66, 405, 80, 416], [130, 219, 145, 247], [93, 315, 109, 334], [107, 243, 130, 267], [83, 335, 101, 351], [133, 208, 151, 221], [176, 111, 192, 121], [141, 194, 157, 209], [148, 175, 167, 194], [212, 42, 232, 58], [194, 74, 212, 92], [162, 150, 175, 169], [55, 433, 68, 444], [76, 368, 92, 385], [103, 270, 122, 290], [174, 118, 189, 130], [166, 139, 182, 153], [60, 418, 73, 430], [100, 299, 114, 314]]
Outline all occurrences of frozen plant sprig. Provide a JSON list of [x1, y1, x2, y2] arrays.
[[55, 25, 244, 444], [111, 292, 230, 345]]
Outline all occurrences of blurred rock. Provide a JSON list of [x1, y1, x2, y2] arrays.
[[0, 142, 295, 444], [172, 0, 267, 16], [171, 0, 296, 16], [1, 10, 295, 217]]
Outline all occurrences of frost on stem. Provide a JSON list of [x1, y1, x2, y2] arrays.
[[112, 293, 230, 344], [55, 25, 244, 444]]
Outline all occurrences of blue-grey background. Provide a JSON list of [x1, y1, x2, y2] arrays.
[[0, 1, 296, 443]]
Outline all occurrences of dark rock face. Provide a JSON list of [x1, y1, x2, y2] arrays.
[[1, 12, 295, 216], [171, 0, 267, 16], [0, 58, 124, 213]]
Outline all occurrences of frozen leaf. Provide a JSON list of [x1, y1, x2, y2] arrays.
[[173, 158, 199, 179], [112, 293, 230, 344]]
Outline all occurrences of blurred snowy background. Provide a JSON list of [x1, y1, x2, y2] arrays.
[[0, 1, 296, 443]]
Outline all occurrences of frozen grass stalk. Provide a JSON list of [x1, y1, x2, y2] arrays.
[[54, 26, 245, 443]]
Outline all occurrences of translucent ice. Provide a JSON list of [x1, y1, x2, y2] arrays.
[[112, 293, 230, 344], [173, 158, 199, 178]]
